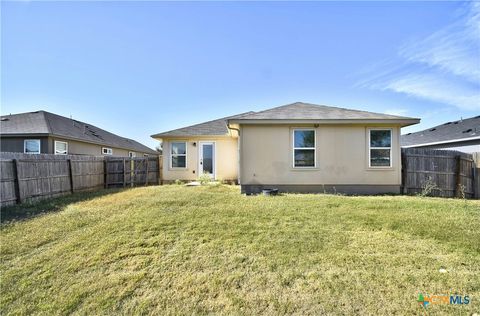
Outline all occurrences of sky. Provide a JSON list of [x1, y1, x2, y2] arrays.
[[2, 1, 479, 149]]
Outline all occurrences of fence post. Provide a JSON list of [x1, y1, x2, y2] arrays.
[[67, 159, 74, 194], [123, 158, 126, 187], [131, 159, 134, 188], [144, 158, 148, 186], [12, 159, 21, 204], [454, 155, 461, 198], [473, 153, 479, 199], [473, 167, 479, 199], [104, 159, 108, 189], [158, 155, 163, 185], [401, 150, 407, 194]]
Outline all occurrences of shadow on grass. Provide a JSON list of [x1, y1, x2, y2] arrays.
[[1, 188, 125, 224]]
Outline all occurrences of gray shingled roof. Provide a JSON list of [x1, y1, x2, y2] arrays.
[[0, 111, 158, 155], [152, 102, 419, 138], [151, 112, 254, 138], [232, 102, 418, 120], [401, 115, 480, 147]]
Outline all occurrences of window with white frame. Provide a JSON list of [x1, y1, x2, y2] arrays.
[[170, 142, 186, 168], [129, 152, 136, 158], [24, 139, 41, 154], [143, 154, 149, 157], [102, 147, 113, 155], [293, 129, 315, 167], [54, 141, 68, 155], [369, 129, 392, 167]]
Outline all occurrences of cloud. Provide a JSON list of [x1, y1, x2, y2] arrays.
[[399, 2, 480, 82], [358, 2, 480, 111], [384, 73, 479, 111]]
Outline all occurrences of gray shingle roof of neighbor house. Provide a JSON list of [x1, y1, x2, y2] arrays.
[[0, 110, 159, 155], [151, 112, 255, 138], [401, 115, 480, 147], [229, 102, 420, 124]]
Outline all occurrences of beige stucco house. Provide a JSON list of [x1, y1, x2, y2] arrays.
[[152, 102, 419, 194]]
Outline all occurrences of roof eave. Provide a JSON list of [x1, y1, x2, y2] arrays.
[[401, 135, 480, 148], [228, 118, 420, 127], [0, 133, 51, 137]]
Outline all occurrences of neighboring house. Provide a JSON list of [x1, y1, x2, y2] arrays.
[[0, 111, 158, 157], [401, 116, 480, 153], [152, 102, 419, 194]]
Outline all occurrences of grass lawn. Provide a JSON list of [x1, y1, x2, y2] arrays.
[[1, 185, 479, 315]]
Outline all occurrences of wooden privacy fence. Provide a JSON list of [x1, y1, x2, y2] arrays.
[[0, 153, 161, 207], [105, 157, 159, 188], [402, 148, 479, 199]]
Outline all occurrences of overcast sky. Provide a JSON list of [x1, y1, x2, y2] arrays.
[[2, 1, 479, 148]]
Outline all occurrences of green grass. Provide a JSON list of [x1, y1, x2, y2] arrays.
[[1, 185, 479, 315]]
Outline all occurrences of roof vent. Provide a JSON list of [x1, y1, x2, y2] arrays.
[[407, 133, 412, 135], [444, 122, 452, 125], [462, 129, 473, 133], [454, 121, 459, 124], [1, 118, 9, 121], [429, 128, 436, 131]]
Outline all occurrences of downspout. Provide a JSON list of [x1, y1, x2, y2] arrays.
[[227, 122, 242, 185]]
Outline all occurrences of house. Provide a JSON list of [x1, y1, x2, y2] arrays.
[[152, 102, 420, 194], [0, 110, 158, 157], [401, 116, 480, 153]]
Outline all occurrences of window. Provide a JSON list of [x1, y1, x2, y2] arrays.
[[369, 129, 392, 167], [129, 152, 136, 158], [24, 139, 40, 154], [143, 154, 149, 157], [293, 129, 315, 168], [54, 141, 68, 155], [170, 142, 187, 168], [102, 147, 113, 155]]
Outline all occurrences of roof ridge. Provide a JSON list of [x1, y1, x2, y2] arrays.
[[41, 111, 54, 134], [247, 102, 302, 116]]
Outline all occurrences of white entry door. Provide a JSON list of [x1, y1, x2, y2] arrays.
[[198, 142, 215, 179]]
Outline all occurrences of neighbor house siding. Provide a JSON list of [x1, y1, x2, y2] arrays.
[[0, 137, 50, 154], [0, 136, 155, 157], [239, 124, 402, 192], [162, 137, 238, 182], [49, 137, 132, 156]]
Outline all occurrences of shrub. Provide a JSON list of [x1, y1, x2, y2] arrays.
[[198, 173, 211, 185]]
